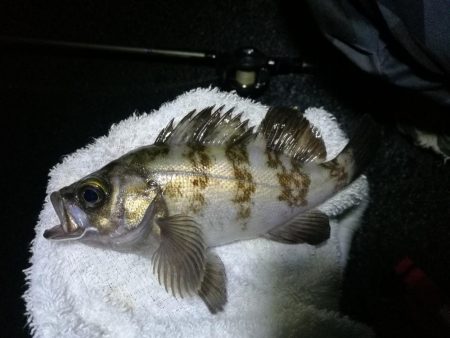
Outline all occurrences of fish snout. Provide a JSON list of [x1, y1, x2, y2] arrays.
[[44, 191, 86, 240]]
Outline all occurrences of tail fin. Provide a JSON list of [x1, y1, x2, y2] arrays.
[[338, 115, 380, 180]]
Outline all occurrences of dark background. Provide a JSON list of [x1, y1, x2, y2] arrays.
[[1, 1, 449, 337]]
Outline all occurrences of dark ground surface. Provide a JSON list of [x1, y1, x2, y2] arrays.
[[1, 1, 449, 337]]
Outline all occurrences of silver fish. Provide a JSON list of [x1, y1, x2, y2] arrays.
[[44, 106, 378, 313]]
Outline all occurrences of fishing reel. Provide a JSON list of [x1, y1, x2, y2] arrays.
[[221, 47, 314, 97]]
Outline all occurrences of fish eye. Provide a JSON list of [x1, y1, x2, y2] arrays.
[[83, 187, 101, 203], [78, 178, 108, 208]]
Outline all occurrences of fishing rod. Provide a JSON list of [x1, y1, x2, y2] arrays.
[[0, 36, 315, 97]]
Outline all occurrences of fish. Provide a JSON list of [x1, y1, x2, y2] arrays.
[[43, 106, 378, 313]]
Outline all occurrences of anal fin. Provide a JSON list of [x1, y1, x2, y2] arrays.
[[264, 209, 330, 245], [198, 252, 227, 314]]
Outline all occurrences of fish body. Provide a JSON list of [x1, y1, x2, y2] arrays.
[[118, 143, 340, 247], [44, 106, 377, 313]]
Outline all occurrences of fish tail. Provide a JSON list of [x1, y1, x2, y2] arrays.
[[337, 114, 380, 180]]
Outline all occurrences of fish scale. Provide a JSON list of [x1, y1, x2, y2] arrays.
[[139, 141, 344, 247], [43, 106, 378, 313]]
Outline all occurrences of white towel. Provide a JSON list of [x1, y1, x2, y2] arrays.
[[24, 88, 374, 337]]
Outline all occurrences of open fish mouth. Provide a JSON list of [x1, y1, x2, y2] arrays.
[[43, 191, 86, 240]]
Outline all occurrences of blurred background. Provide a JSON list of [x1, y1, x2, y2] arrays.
[[0, 1, 449, 337]]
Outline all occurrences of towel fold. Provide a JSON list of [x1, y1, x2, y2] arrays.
[[24, 88, 374, 337]]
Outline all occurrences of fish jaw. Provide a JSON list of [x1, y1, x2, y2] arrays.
[[44, 191, 91, 241]]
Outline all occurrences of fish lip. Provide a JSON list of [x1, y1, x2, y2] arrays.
[[47, 190, 92, 240], [50, 190, 80, 233], [50, 191, 68, 231], [43, 224, 87, 240]]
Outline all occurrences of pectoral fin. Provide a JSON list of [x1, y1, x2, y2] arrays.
[[264, 209, 330, 245], [198, 253, 227, 314], [152, 215, 207, 298]]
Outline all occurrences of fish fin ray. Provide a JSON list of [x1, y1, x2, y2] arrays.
[[331, 114, 379, 180], [198, 252, 227, 314], [264, 209, 330, 245], [259, 107, 327, 163], [152, 215, 207, 298], [154, 118, 176, 144], [155, 106, 256, 147]]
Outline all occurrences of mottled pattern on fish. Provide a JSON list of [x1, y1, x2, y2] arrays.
[[44, 106, 378, 314], [112, 145, 328, 246]]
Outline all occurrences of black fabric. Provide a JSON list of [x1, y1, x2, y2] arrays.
[[307, 0, 450, 107]]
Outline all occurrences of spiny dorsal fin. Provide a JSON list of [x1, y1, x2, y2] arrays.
[[259, 107, 327, 163], [155, 106, 255, 147]]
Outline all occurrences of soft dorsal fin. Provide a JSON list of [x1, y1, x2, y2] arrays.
[[259, 107, 327, 163], [155, 106, 255, 147]]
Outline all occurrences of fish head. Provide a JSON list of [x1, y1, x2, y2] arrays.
[[44, 164, 163, 248]]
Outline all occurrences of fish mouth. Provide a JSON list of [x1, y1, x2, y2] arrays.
[[43, 191, 86, 240]]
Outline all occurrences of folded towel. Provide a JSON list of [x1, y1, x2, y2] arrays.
[[24, 88, 374, 337]]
